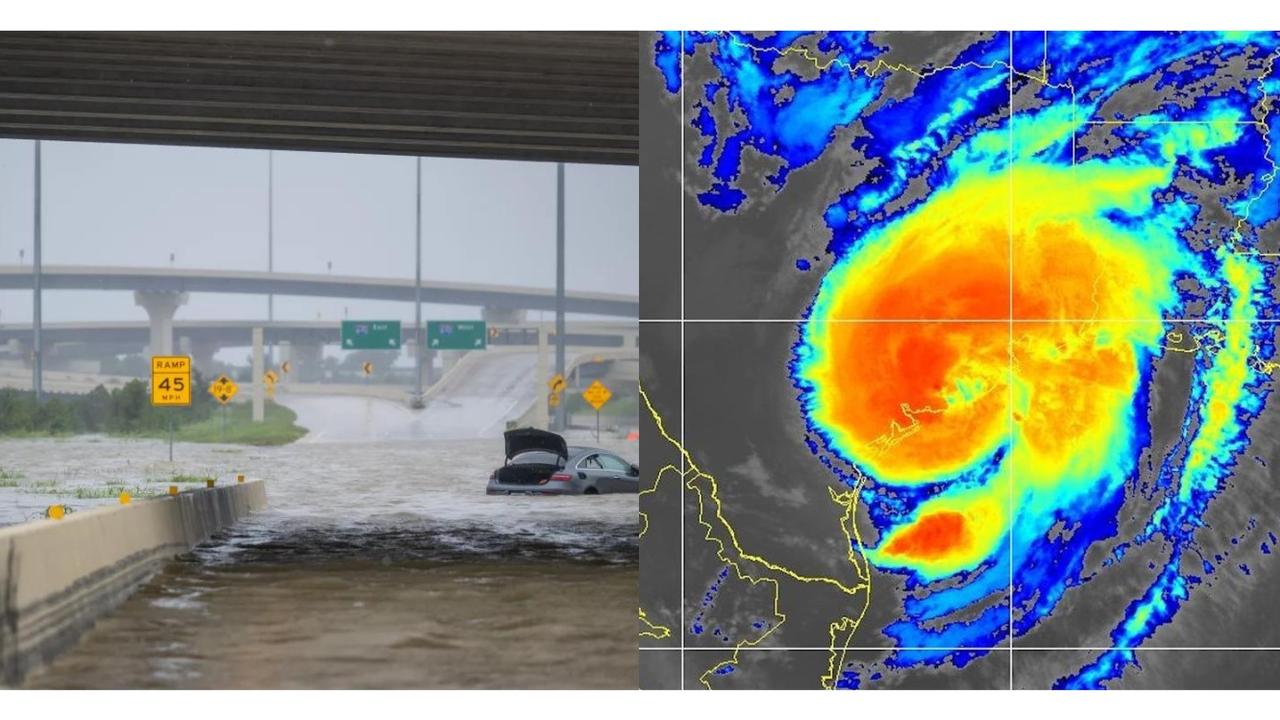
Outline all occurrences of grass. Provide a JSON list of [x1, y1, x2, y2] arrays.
[[167, 474, 215, 484], [0, 466, 24, 486], [0, 429, 72, 439], [142, 401, 308, 446], [18, 480, 60, 494], [2, 402, 306, 447], [17, 480, 161, 499], [563, 392, 639, 418], [71, 485, 161, 500]]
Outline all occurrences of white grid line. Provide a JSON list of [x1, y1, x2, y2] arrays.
[[1007, 28, 1016, 692], [643, 647, 1280, 652], [640, 318, 1280, 324], [679, 30, 687, 691]]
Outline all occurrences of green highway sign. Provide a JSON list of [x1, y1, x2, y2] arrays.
[[427, 321, 487, 350], [342, 320, 401, 350]]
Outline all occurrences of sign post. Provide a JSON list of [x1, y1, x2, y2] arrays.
[[150, 355, 191, 461], [427, 321, 487, 350], [208, 374, 239, 405], [548, 373, 566, 395], [208, 374, 239, 441], [581, 379, 612, 442], [547, 373, 566, 421], [264, 369, 279, 400]]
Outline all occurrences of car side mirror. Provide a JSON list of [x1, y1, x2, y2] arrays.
[[629, 464, 640, 477]]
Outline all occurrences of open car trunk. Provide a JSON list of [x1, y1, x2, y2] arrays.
[[495, 462, 562, 486], [497, 428, 569, 486]]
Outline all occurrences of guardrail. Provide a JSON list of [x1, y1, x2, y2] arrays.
[[0, 480, 267, 686]]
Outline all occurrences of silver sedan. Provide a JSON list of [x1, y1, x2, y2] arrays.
[[487, 428, 639, 495]]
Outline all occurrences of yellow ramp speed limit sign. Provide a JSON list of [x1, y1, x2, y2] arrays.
[[151, 355, 192, 407]]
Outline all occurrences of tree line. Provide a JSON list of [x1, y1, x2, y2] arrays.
[[0, 372, 218, 436]]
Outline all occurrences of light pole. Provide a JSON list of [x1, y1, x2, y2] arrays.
[[32, 140, 43, 403], [553, 162, 566, 431], [267, 150, 275, 366], [412, 156, 424, 408]]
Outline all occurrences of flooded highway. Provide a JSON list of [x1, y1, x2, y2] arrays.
[[4, 392, 640, 688], [285, 350, 557, 442]]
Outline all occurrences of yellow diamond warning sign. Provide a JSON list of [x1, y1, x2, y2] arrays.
[[581, 379, 611, 411], [150, 355, 191, 407], [208, 374, 239, 405]]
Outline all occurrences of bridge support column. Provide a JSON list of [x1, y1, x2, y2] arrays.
[[424, 348, 438, 387], [6, 339, 32, 368], [404, 340, 434, 390], [252, 327, 264, 423], [276, 341, 291, 381], [482, 307, 526, 325], [181, 336, 219, 379], [534, 324, 549, 430], [290, 342, 323, 382], [133, 291, 188, 357]]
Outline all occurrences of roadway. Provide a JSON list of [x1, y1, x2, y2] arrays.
[[278, 347, 629, 441], [278, 351, 542, 441]]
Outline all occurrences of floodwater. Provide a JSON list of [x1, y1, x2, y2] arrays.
[[23, 558, 636, 689], [5, 391, 640, 689]]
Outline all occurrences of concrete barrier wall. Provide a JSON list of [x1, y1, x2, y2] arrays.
[[0, 481, 267, 686]]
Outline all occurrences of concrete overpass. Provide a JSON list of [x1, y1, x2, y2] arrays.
[[0, 265, 639, 318], [0, 318, 638, 384], [0, 319, 638, 349], [1, 264, 638, 367]]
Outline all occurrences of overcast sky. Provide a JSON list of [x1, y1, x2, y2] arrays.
[[0, 139, 637, 326]]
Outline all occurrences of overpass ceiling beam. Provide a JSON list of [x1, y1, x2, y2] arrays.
[[0, 32, 638, 166]]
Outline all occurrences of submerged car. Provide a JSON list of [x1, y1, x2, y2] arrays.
[[487, 428, 639, 495]]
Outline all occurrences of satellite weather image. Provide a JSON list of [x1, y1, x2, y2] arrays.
[[638, 31, 1280, 689]]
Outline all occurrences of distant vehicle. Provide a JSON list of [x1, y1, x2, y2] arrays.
[[488, 428, 639, 495]]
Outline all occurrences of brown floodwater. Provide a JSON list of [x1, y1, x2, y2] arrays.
[[5, 395, 640, 689], [24, 556, 636, 689]]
